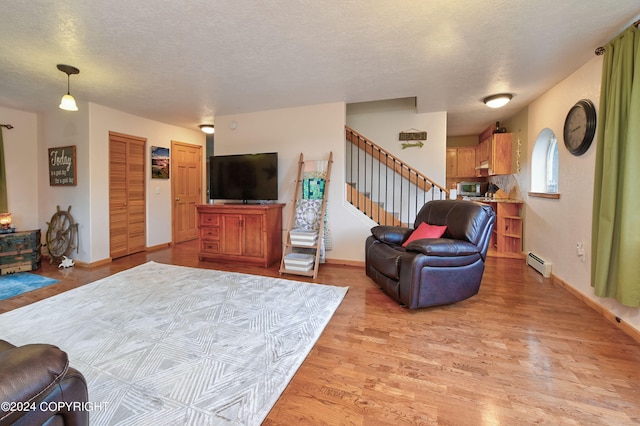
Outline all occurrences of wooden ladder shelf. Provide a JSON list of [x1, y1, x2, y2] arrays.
[[279, 152, 333, 279]]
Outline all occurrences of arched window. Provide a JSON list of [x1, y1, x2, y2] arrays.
[[531, 128, 559, 194], [546, 137, 558, 192]]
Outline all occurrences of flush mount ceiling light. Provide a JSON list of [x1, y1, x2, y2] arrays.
[[199, 124, 215, 134], [57, 64, 80, 111], [483, 93, 513, 108]]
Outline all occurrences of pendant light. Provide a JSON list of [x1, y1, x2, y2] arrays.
[[57, 64, 80, 111]]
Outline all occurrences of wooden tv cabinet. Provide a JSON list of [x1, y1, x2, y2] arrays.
[[197, 203, 285, 268]]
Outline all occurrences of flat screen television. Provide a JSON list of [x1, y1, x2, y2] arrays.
[[209, 152, 278, 202]]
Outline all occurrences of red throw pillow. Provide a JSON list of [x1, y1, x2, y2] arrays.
[[402, 222, 447, 247]]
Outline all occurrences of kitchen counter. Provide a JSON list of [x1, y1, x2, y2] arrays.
[[465, 197, 523, 204]]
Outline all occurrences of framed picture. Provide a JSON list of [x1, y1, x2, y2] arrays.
[[48, 145, 77, 186], [151, 146, 170, 179]]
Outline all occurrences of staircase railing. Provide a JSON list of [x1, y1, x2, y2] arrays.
[[345, 126, 449, 226]]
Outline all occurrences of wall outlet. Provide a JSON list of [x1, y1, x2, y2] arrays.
[[576, 242, 585, 261]]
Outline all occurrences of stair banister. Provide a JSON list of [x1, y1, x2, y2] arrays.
[[345, 126, 449, 226]]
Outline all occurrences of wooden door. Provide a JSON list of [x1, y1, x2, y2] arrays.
[[220, 214, 242, 255], [242, 214, 264, 257], [109, 132, 146, 259], [171, 141, 202, 243]]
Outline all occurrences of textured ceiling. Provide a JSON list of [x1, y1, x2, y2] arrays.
[[1, 1, 639, 136]]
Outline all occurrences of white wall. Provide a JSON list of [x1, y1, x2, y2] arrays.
[[214, 102, 376, 263], [38, 101, 91, 263], [525, 56, 640, 333], [87, 104, 205, 262], [35, 102, 204, 264], [0, 106, 39, 230]]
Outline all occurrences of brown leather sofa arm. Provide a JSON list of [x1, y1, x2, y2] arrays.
[[0, 343, 68, 409], [404, 238, 480, 256], [371, 225, 413, 246], [0, 340, 88, 426]]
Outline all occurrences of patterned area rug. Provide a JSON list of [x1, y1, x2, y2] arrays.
[[0, 262, 348, 425], [0, 272, 59, 301]]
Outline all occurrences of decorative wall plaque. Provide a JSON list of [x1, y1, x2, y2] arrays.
[[48, 145, 77, 186], [399, 130, 427, 141]]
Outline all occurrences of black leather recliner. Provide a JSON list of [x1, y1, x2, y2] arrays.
[[365, 200, 496, 309], [0, 339, 88, 426]]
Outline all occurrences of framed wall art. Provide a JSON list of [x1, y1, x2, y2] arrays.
[[151, 146, 170, 179]]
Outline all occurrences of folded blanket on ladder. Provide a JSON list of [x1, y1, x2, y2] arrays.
[[294, 160, 332, 261]]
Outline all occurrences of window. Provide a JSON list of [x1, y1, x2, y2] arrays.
[[530, 128, 559, 197], [545, 136, 558, 192]]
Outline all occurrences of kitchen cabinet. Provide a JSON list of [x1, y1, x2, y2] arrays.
[[484, 201, 523, 259], [446, 148, 458, 178], [477, 132, 512, 176], [197, 203, 284, 267], [446, 147, 477, 178], [476, 139, 490, 165]]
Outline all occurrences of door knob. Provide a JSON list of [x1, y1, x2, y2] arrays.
[[175, 197, 181, 201]]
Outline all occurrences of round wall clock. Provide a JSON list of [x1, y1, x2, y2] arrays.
[[563, 99, 596, 156]]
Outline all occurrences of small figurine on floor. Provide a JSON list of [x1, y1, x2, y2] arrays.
[[58, 256, 75, 268]]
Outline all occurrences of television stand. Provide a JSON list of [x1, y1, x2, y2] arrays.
[[197, 203, 285, 267]]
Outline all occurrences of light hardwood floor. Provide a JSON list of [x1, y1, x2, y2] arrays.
[[2, 241, 640, 425]]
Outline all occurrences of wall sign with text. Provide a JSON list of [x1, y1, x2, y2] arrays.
[[49, 145, 77, 186]]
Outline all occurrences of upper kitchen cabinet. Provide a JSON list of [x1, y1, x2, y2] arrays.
[[476, 127, 512, 176], [446, 147, 477, 178]]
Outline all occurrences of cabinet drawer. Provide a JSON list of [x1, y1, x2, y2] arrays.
[[0, 252, 36, 265], [1, 263, 34, 275], [199, 213, 220, 227], [200, 240, 220, 253], [0, 234, 36, 253], [200, 228, 220, 240]]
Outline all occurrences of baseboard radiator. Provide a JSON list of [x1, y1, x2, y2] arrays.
[[527, 251, 552, 278]]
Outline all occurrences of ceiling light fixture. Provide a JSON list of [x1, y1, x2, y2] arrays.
[[483, 93, 513, 108], [199, 124, 215, 134], [57, 64, 80, 111]]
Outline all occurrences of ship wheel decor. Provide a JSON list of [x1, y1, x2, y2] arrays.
[[46, 205, 79, 264]]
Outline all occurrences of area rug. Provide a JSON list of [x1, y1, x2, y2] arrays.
[[0, 272, 59, 301], [0, 261, 348, 425]]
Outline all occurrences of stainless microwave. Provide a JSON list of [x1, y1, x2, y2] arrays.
[[457, 181, 488, 197]]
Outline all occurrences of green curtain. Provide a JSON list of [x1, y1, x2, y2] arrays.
[[0, 128, 7, 213], [591, 25, 640, 307]]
